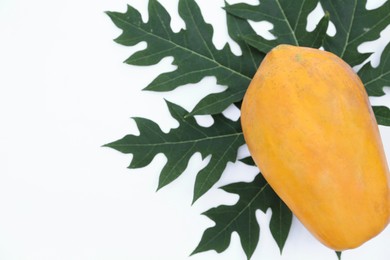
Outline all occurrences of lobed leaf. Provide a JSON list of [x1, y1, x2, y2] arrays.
[[225, 0, 330, 53], [190, 10, 265, 115], [239, 156, 292, 252], [192, 171, 292, 259], [106, 0, 262, 115], [320, 0, 390, 67], [359, 42, 390, 97], [104, 101, 244, 203]]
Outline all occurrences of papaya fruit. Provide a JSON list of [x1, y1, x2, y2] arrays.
[[241, 44, 390, 250]]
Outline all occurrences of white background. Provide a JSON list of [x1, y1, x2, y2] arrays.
[[1, 0, 390, 259]]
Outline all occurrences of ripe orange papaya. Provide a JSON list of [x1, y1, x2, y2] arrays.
[[241, 44, 390, 250]]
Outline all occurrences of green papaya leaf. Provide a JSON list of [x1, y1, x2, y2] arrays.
[[373, 106, 390, 126], [106, 0, 261, 115], [104, 101, 244, 203], [192, 171, 292, 259], [320, 0, 390, 66], [224, 0, 390, 127], [359, 42, 390, 97], [190, 10, 265, 115], [224, 0, 330, 53], [240, 156, 292, 253]]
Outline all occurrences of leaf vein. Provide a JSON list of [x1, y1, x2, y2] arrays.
[[109, 13, 252, 81], [111, 132, 243, 148], [199, 182, 270, 250], [275, 0, 299, 45]]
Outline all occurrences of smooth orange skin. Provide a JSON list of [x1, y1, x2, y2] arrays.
[[241, 44, 390, 250]]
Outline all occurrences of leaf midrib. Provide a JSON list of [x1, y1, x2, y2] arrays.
[[191, 89, 247, 115], [340, 0, 357, 57], [348, 11, 390, 47], [183, 1, 215, 61], [293, 0, 306, 32], [111, 12, 252, 81], [231, 16, 259, 71], [195, 135, 242, 198], [110, 132, 243, 148], [197, 183, 269, 251], [275, 0, 299, 46], [364, 70, 390, 86]]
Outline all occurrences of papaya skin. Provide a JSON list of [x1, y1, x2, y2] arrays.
[[241, 44, 390, 250]]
